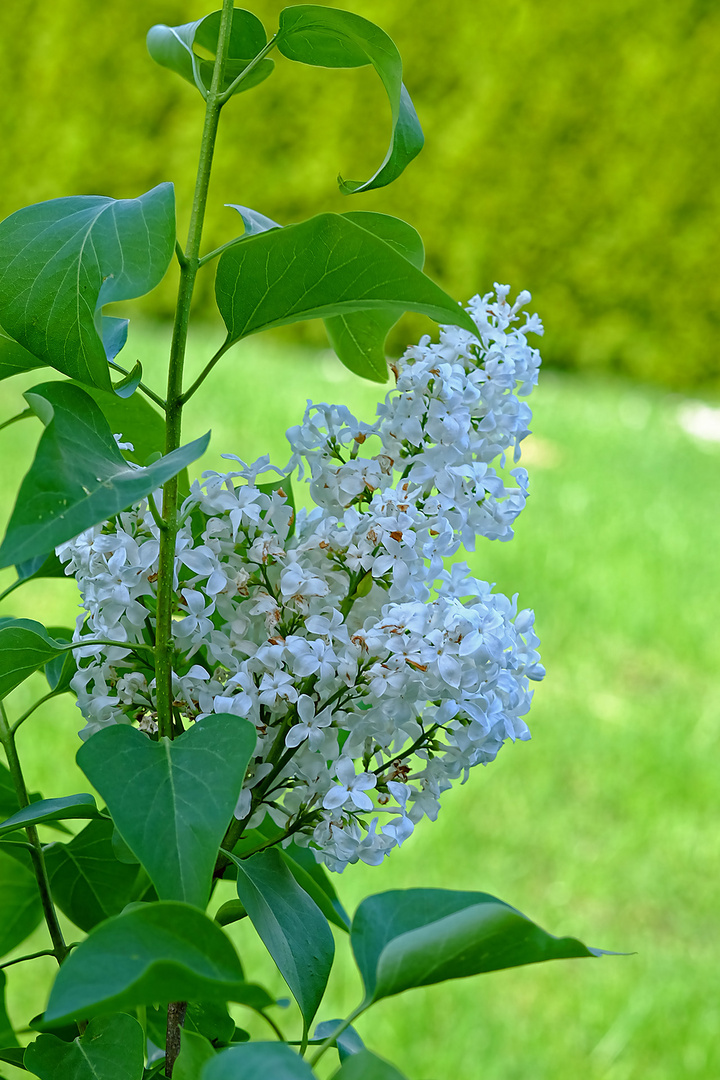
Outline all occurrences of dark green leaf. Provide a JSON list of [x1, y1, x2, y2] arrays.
[[43, 901, 270, 1025], [0, 619, 65, 697], [277, 6, 423, 193], [282, 844, 350, 932], [215, 212, 476, 379], [324, 212, 425, 382], [147, 10, 273, 99], [0, 848, 42, 958], [0, 794, 101, 838], [24, 1013, 144, 1080], [42, 626, 76, 693], [0, 382, 209, 568], [214, 899, 247, 927], [0, 184, 175, 390], [202, 1043, 315, 1080], [0, 972, 17, 1049], [229, 847, 334, 1028], [77, 715, 256, 909], [0, 330, 43, 382], [44, 818, 153, 932], [314, 1020, 364, 1061], [332, 1048, 408, 1079], [351, 889, 604, 1005], [175, 1031, 215, 1080], [0, 1048, 25, 1069]]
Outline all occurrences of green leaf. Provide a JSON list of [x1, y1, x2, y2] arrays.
[[277, 6, 423, 193], [331, 1048, 408, 1080], [0, 330, 43, 382], [214, 899, 247, 927], [174, 1031, 215, 1080], [0, 848, 42, 959], [43, 901, 270, 1025], [202, 1043, 315, 1080], [42, 626, 77, 694], [77, 715, 256, 909], [0, 794, 101, 838], [44, 818, 153, 932], [226, 204, 280, 238], [324, 212, 424, 382], [215, 212, 476, 379], [313, 1020, 364, 1062], [0, 619, 65, 698], [228, 847, 335, 1028], [147, 10, 273, 99], [0, 184, 175, 390], [0, 381, 209, 568], [0, 972, 17, 1049], [281, 844, 350, 932], [112, 361, 143, 400], [101, 317, 130, 364], [351, 888, 604, 1005], [24, 1013, 144, 1080]]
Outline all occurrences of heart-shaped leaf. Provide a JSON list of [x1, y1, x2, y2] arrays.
[[228, 847, 335, 1028], [324, 212, 425, 382], [0, 382, 209, 568], [43, 901, 270, 1025], [0, 619, 66, 698], [0, 184, 175, 390], [0, 794, 102, 838], [277, 7, 423, 193], [331, 1049, 408, 1080], [351, 889, 605, 1005], [44, 818, 154, 933], [24, 1013, 144, 1080], [215, 212, 476, 381], [174, 1030, 215, 1080], [77, 715, 256, 909], [0, 848, 43, 958], [202, 1043, 315, 1080], [147, 10, 273, 99]]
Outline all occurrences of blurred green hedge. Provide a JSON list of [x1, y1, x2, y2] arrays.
[[0, 0, 717, 389]]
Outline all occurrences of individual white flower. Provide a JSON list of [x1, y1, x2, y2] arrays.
[[322, 757, 377, 812]]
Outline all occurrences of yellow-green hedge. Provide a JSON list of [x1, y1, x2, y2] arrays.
[[1, 0, 717, 389]]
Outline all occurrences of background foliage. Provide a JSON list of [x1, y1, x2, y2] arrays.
[[0, 0, 718, 390]]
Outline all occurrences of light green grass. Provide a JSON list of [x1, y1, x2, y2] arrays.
[[0, 325, 718, 1079]]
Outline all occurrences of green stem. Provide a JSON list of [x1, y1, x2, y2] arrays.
[[0, 947, 64, 970], [309, 1004, 366, 1067], [11, 689, 59, 735], [0, 408, 33, 434], [155, 0, 235, 745], [0, 703, 69, 965], [178, 339, 232, 406], [218, 34, 278, 104]]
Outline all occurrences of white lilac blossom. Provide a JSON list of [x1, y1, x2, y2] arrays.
[[57, 286, 545, 872]]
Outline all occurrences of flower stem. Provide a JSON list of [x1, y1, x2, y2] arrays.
[[0, 702, 69, 965], [159, 4, 237, 1074], [155, 0, 235, 744]]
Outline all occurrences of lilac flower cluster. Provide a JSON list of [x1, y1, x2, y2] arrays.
[[57, 285, 545, 871]]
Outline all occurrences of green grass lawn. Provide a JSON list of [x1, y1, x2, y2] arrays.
[[0, 324, 718, 1079]]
